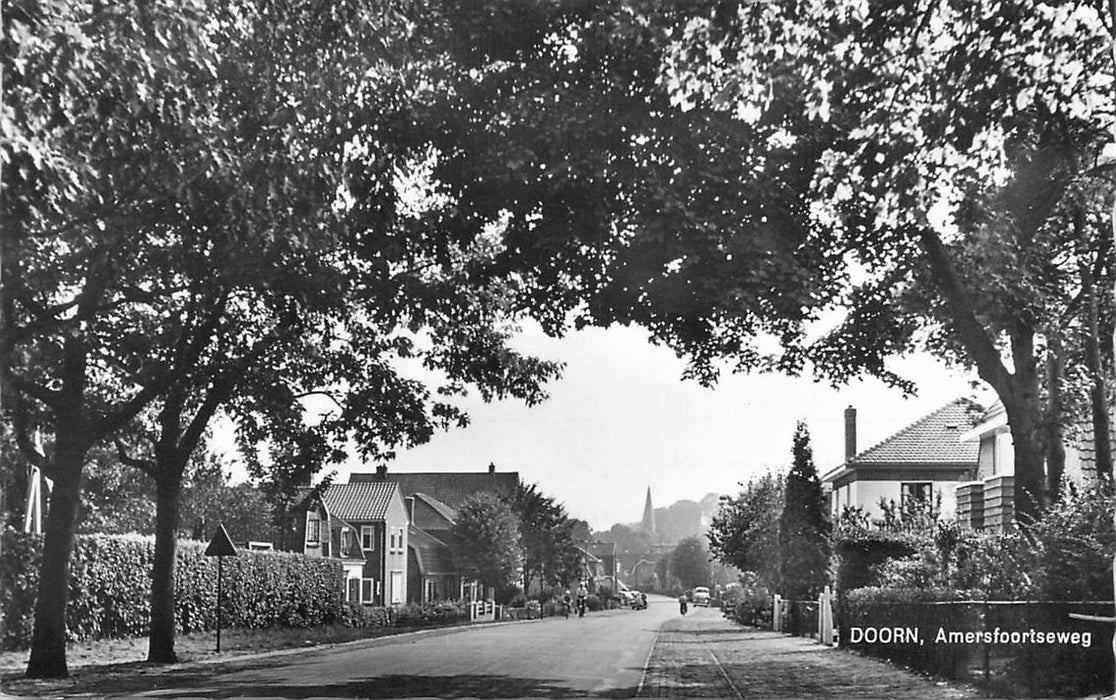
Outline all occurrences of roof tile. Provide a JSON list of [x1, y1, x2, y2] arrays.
[[349, 471, 519, 509], [848, 397, 983, 466], [321, 482, 399, 521]]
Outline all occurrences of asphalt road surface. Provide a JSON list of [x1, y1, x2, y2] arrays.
[[7, 596, 980, 699]]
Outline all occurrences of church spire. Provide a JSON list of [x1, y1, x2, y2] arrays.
[[641, 486, 655, 535]]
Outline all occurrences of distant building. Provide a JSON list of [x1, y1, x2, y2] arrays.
[[641, 486, 655, 536]]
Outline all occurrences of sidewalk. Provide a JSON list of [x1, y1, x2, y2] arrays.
[[641, 613, 981, 699]]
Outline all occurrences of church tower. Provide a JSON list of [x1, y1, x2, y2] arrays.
[[641, 486, 656, 535]]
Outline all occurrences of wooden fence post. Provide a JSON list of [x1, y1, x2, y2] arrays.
[[820, 585, 834, 646]]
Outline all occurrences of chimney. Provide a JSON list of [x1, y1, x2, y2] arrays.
[[375, 464, 387, 480], [488, 462, 495, 475], [844, 406, 857, 462]]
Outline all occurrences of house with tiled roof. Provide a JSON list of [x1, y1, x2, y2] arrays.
[[350, 463, 522, 603], [407, 524, 459, 603], [821, 399, 982, 520], [299, 481, 409, 606], [350, 463, 519, 508]]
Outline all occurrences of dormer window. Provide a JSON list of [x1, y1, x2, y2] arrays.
[[361, 525, 374, 551]]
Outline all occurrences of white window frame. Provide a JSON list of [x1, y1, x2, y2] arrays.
[[361, 525, 374, 551], [361, 578, 375, 604], [305, 511, 320, 546]]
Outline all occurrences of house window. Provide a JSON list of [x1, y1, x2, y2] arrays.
[[340, 529, 353, 555], [305, 512, 320, 545], [361, 578, 375, 604], [389, 527, 397, 551], [901, 482, 932, 508], [361, 525, 374, 551]]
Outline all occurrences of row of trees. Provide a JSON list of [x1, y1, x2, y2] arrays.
[[709, 422, 830, 600], [5, 0, 1112, 679]]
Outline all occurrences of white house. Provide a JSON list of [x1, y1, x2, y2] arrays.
[[822, 399, 982, 520]]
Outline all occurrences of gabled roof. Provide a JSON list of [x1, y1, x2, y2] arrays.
[[320, 482, 400, 522], [413, 492, 458, 523], [408, 525, 457, 575], [349, 470, 519, 509], [843, 397, 982, 468]]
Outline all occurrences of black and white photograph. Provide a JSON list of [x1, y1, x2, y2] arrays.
[[2, 0, 1114, 697]]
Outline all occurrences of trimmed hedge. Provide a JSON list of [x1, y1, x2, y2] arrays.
[[393, 601, 468, 627], [1, 528, 345, 649]]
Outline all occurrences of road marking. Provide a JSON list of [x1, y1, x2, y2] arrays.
[[705, 644, 744, 700], [636, 629, 660, 697]]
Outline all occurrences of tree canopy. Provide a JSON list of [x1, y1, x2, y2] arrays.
[[707, 471, 783, 591], [778, 422, 830, 599], [671, 535, 712, 590], [452, 492, 524, 591]]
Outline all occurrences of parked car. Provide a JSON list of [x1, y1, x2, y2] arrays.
[[692, 586, 711, 607]]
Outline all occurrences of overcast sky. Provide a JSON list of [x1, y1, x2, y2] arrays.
[[261, 321, 988, 532]]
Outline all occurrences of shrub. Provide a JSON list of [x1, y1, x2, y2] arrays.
[[339, 602, 392, 628], [393, 601, 468, 627], [732, 589, 773, 627], [1, 528, 345, 649], [585, 594, 602, 611]]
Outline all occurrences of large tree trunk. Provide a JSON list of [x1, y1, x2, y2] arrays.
[[1086, 266, 1113, 479], [1045, 334, 1066, 501], [148, 473, 183, 663], [25, 431, 85, 679], [918, 230, 1048, 523]]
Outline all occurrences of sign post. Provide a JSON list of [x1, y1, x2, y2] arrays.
[[204, 524, 238, 652]]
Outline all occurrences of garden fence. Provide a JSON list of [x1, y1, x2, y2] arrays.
[[838, 599, 1114, 697]]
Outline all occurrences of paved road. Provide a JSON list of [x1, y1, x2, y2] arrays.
[[184, 599, 672, 699], [4, 596, 982, 699]]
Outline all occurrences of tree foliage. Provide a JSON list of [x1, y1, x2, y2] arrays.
[[778, 422, 830, 599], [2, 0, 565, 675], [451, 493, 523, 592], [707, 472, 783, 590], [670, 535, 712, 590], [656, 0, 1114, 518], [505, 481, 581, 592]]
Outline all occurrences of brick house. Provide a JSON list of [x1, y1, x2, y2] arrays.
[[300, 481, 409, 606], [351, 464, 521, 603]]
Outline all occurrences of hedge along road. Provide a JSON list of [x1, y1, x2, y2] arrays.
[[5, 596, 982, 699]]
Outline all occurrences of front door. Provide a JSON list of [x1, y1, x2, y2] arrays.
[[390, 570, 403, 604]]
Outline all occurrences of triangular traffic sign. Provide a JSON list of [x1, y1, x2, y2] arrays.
[[204, 524, 238, 557]]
